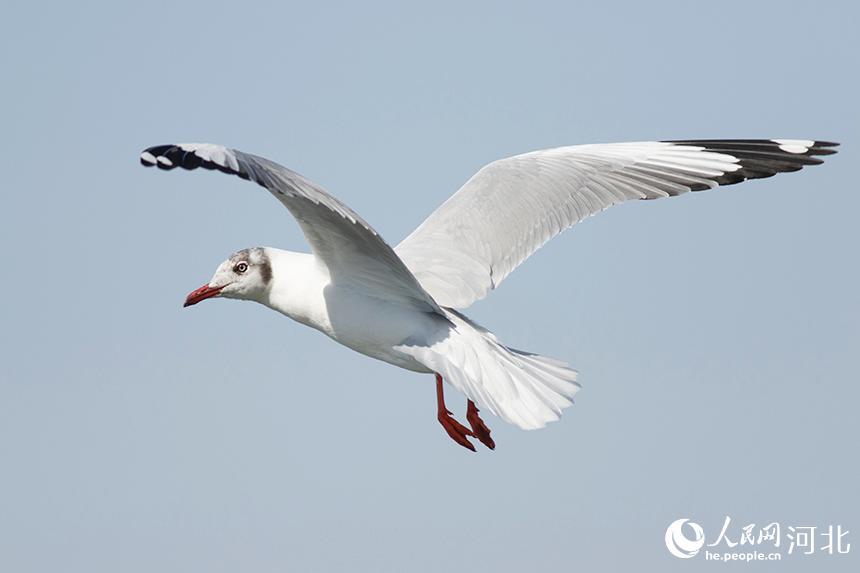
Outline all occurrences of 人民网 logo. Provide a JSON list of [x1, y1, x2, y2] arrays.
[[665, 518, 706, 559]]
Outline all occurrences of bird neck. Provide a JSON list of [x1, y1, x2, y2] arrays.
[[261, 248, 331, 331]]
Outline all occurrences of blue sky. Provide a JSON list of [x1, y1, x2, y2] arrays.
[[1, 1, 858, 571]]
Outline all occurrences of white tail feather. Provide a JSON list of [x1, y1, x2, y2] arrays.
[[397, 310, 580, 430]]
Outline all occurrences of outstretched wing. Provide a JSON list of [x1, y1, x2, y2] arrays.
[[141, 143, 440, 313], [395, 139, 838, 308]]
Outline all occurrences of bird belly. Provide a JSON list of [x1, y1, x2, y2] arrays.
[[318, 289, 438, 373], [265, 279, 440, 373]]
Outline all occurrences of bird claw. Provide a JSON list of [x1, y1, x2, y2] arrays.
[[437, 410, 476, 452], [466, 400, 495, 450]]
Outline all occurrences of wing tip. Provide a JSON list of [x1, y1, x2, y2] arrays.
[[139, 143, 239, 174], [140, 144, 180, 169], [663, 138, 839, 157], [657, 138, 838, 188]]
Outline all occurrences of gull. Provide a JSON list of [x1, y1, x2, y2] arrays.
[[140, 139, 837, 451]]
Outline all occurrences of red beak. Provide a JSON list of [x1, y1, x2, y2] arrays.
[[184, 284, 224, 307]]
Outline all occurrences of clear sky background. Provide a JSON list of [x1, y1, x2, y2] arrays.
[[1, 1, 858, 571]]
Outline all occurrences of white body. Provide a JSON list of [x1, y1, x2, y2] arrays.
[[263, 249, 435, 373], [217, 247, 581, 429]]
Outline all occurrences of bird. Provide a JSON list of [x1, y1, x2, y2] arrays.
[[140, 139, 838, 451]]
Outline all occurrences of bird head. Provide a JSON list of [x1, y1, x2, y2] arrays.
[[184, 247, 273, 307]]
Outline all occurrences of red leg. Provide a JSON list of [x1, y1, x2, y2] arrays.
[[435, 374, 475, 451], [466, 400, 495, 450]]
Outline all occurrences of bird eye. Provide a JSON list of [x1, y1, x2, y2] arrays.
[[234, 261, 249, 274]]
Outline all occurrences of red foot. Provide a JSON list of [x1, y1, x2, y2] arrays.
[[438, 408, 476, 451], [466, 400, 495, 450], [436, 374, 475, 452]]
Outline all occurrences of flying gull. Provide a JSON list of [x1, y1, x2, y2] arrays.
[[140, 138, 838, 451]]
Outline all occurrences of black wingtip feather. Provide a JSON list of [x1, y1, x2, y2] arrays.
[[140, 143, 263, 189], [660, 139, 837, 189], [664, 139, 838, 156], [140, 144, 237, 174], [179, 150, 202, 170]]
